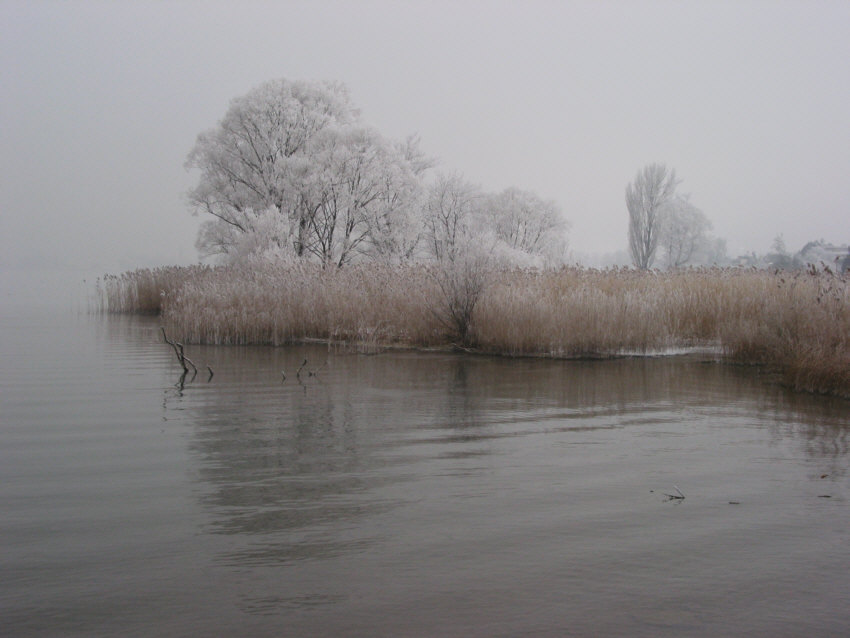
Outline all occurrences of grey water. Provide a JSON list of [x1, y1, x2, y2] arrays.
[[1, 301, 849, 636]]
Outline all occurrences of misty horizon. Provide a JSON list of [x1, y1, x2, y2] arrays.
[[2, 1, 848, 274]]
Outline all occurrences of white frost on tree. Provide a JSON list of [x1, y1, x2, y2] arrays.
[[186, 77, 574, 272], [658, 195, 712, 268], [422, 173, 484, 264], [186, 79, 355, 259], [484, 187, 569, 267], [186, 79, 425, 265], [357, 135, 430, 264], [296, 126, 427, 267], [421, 177, 570, 268]]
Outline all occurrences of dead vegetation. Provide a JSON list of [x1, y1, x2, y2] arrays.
[[99, 261, 850, 397]]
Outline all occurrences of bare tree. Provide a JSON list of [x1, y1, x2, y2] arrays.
[[626, 163, 679, 269], [419, 174, 494, 345]]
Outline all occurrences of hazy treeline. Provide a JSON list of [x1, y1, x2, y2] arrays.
[[187, 79, 746, 272], [99, 262, 850, 398], [625, 163, 727, 270]]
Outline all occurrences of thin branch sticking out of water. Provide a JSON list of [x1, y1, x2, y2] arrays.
[[161, 328, 214, 387], [161, 327, 197, 376]]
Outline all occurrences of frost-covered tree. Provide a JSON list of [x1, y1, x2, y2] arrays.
[[422, 177, 570, 268], [658, 196, 711, 268], [626, 163, 680, 269], [422, 173, 482, 263], [360, 135, 431, 263], [419, 173, 495, 345], [295, 127, 427, 267], [186, 78, 425, 264], [485, 187, 568, 266], [186, 79, 355, 258]]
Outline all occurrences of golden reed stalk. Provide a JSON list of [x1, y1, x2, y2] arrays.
[[100, 262, 850, 397]]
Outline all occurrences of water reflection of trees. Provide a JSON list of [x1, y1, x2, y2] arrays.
[[182, 346, 849, 567], [184, 348, 384, 565]]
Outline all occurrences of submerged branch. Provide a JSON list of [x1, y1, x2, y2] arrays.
[[161, 327, 198, 374], [160, 327, 212, 383], [663, 486, 686, 501]]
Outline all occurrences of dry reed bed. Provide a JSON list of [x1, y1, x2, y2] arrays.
[[101, 263, 850, 397], [97, 266, 210, 315], [474, 267, 731, 356], [162, 261, 443, 347]]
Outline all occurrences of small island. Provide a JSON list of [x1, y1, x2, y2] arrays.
[[101, 79, 850, 399]]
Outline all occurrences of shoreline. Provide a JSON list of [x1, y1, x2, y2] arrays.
[[98, 262, 850, 399]]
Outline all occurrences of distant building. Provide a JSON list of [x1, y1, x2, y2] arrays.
[[734, 241, 849, 271], [797, 241, 850, 271]]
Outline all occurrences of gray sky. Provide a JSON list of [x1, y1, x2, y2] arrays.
[[2, 0, 848, 274]]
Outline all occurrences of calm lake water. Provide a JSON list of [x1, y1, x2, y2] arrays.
[[2, 297, 849, 636]]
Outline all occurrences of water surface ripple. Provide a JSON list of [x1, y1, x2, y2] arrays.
[[1, 311, 848, 637]]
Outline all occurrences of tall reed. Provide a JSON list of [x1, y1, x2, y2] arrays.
[[160, 260, 445, 346], [97, 266, 209, 315], [718, 265, 850, 396], [100, 261, 850, 397]]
